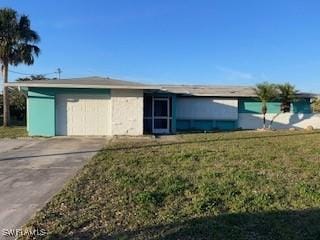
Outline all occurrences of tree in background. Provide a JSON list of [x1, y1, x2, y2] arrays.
[[16, 74, 56, 81], [6, 75, 54, 123], [269, 83, 297, 128], [312, 98, 320, 113], [0, 8, 40, 126], [0, 75, 54, 124], [254, 82, 278, 129], [8, 87, 26, 121], [0, 88, 25, 124]]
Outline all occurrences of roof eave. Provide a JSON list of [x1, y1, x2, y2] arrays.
[[4, 82, 159, 90]]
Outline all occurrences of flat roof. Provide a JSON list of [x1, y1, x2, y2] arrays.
[[158, 85, 257, 97], [4, 76, 317, 98], [157, 85, 317, 98]]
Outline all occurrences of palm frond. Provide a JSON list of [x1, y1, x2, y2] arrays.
[[0, 8, 40, 67], [254, 82, 278, 103], [277, 83, 298, 101], [18, 15, 40, 43], [12, 44, 40, 65], [277, 83, 297, 112]]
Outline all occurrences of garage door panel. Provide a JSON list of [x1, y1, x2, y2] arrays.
[[56, 94, 110, 136]]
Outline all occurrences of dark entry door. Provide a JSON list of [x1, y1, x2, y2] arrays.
[[153, 98, 170, 134]]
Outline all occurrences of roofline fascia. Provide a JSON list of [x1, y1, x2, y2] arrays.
[[4, 83, 317, 98], [4, 82, 160, 90]]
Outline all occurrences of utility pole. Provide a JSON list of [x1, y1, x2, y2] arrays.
[[57, 68, 62, 80]]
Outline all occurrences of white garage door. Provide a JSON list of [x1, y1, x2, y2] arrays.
[[56, 94, 110, 136]]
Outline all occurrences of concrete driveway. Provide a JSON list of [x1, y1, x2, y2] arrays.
[[0, 137, 107, 235]]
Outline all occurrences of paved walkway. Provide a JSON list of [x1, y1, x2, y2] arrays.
[[0, 137, 107, 239]]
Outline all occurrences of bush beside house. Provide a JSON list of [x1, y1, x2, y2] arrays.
[[312, 98, 320, 113]]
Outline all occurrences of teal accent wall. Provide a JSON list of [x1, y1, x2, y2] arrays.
[[216, 120, 237, 130], [194, 120, 212, 130], [292, 98, 311, 113], [238, 98, 281, 113], [27, 87, 110, 136], [238, 97, 312, 114], [28, 88, 56, 136], [176, 119, 237, 131], [51, 88, 110, 95], [176, 120, 191, 130]]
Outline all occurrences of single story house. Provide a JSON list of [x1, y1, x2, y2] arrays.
[[6, 77, 320, 136]]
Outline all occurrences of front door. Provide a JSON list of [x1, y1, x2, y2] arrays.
[[153, 98, 170, 134]]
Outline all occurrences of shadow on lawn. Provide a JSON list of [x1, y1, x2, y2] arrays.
[[104, 131, 320, 152], [48, 208, 320, 240]]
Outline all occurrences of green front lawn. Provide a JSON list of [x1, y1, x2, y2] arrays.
[[0, 115, 27, 138], [23, 131, 320, 239], [0, 126, 27, 138]]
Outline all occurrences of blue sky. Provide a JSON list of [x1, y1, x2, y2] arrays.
[[2, 0, 320, 92]]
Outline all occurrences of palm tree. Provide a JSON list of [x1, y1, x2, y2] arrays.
[[0, 8, 40, 126], [278, 83, 297, 112], [254, 82, 278, 129], [269, 83, 297, 128]]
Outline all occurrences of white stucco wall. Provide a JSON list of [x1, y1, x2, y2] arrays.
[[176, 97, 238, 120], [111, 89, 143, 135], [239, 113, 320, 129]]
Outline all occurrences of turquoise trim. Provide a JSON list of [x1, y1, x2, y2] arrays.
[[27, 87, 111, 137], [176, 119, 237, 131], [28, 87, 110, 95], [52, 88, 110, 95]]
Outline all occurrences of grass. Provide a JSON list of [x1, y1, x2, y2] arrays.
[[0, 126, 27, 138], [0, 115, 27, 138], [22, 130, 320, 239]]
